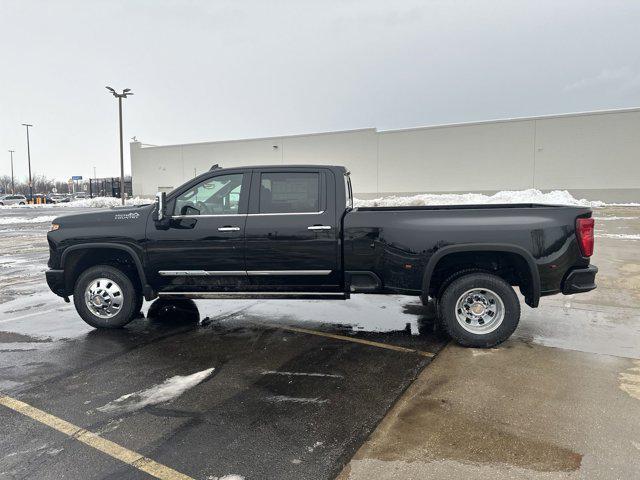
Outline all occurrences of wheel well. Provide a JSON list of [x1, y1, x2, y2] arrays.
[[64, 248, 142, 294], [427, 251, 534, 304]]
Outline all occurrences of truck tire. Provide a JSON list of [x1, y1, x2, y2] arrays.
[[438, 272, 520, 348], [73, 265, 140, 329]]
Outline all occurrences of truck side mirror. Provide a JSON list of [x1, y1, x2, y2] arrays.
[[153, 191, 167, 222]]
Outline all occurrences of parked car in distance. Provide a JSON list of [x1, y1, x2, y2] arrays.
[[0, 194, 27, 206], [73, 192, 88, 200], [48, 194, 71, 204], [45, 164, 597, 348]]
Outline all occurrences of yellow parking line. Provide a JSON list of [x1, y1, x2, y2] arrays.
[[264, 323, 436, 358], [0, 395, 194, 480]]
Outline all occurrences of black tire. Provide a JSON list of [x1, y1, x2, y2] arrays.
[[438, 272, 520, 348], [73, 265, 140, 329], [19, 202, 25, 205]]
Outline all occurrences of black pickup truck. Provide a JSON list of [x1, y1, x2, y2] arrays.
[[46, 164, 597, 347]]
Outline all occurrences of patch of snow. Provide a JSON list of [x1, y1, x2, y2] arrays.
[[307, 441, 323, 452], [0, 197, 151, 209], [208, 475, 245, 480], [354, 189, 640, 208], [594, 216, 640, 221], [265, 395, 328, 404], [597, 233, 640, 240], [59, 196, 151, 208], [97, 367, 215, 413], [261, 370, 343, 378], [0, 216, 56, 225]]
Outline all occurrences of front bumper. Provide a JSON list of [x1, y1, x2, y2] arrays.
[[45, 269, 67, 297], [562, 265, 598, 295]]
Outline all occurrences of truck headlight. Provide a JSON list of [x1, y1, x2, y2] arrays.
[[50, 223, 60, 231]]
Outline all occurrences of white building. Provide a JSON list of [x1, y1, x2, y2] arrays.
[[131, 107, 640, 202]]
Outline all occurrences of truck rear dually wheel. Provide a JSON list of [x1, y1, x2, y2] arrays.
[[73, 265, 140, 329], [438, 272, 520, 348]]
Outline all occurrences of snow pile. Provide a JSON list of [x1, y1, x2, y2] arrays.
[[0, 197, 152, 209], [0, 215, 57, 225], [60, 196, 151, 208], [354, 189, 640, 208], [97, 367, 214, 413]]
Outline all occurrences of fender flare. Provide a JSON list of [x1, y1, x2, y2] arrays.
[[60, 243, 152, 298], [422, 243, 541, 307]]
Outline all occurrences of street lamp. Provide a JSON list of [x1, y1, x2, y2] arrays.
[[8, 150, 15, 194], [21, 124, 33, 202], [105, 86, 134, 205]]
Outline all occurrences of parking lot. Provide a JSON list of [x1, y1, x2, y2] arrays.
[[1, 206, 640, 479]]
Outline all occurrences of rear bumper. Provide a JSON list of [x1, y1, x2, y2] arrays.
[[562, 265, 598, 295], [45, 269, 67, 297]]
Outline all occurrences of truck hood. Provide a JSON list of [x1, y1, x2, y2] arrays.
[[53, 204, 153, 228]]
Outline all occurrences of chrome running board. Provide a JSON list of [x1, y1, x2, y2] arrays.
[[157, 291, 349, 300]]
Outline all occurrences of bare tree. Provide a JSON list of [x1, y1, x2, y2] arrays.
[[0, 175, 12, 194]]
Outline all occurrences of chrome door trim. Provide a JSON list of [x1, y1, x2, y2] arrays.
[[158, 270, 331, 277], [247, 211, 325, 217], [171, 214, 246, 219], [247, 270, 332, 276], [159, 270, 247, 276], [307, 225, 332, 230], [218, 226, 241, 232]]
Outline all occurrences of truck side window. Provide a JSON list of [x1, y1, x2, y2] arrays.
[[174, 173, 243, 216], [259, 172, 319, 214]]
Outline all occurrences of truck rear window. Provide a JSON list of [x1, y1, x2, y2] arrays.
[[260, 172, 319, 214]]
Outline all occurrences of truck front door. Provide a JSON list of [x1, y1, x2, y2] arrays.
[[145, 170, 250, 291], [244, 168, 341, 290]]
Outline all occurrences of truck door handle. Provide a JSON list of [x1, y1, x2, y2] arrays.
[[308, 225, 332, 230], [218, 226, 241, 232]]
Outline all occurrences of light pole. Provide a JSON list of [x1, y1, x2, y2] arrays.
[[106, 87, 133, 205], [8, 150, 15, 194], [21, 124, 33, 202]]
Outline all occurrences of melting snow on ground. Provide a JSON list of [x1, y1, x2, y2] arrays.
[[0, 216, 57, 225], [597, 233, 640, 240], [354, 189, 640, 208], [594, 216, 640, 221], [211, 294, 424, 334], [0, 196, 151, 209], [1, 190, 639, 211], [97, 367, 215, 413]]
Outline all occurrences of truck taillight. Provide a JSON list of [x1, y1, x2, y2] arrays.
[[576, 218, 594, 257]]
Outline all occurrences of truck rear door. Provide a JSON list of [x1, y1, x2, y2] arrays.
[[244, 167, 341, 290]]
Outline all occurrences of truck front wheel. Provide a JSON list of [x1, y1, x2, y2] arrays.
[[73, 265, 140, 329], [438, 272, 520, 348]]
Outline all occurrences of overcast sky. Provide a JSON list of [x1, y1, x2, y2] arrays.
[[1, 0, 639, 181]]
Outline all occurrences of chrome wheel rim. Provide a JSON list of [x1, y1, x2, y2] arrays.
[[85, 278, 123, 318], [454, 288, 504, 334]]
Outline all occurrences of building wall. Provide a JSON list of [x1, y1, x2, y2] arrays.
[[131, 108, 640, 201]]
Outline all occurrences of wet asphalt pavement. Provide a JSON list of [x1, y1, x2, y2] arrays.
[[1, 205, 640, 479], [0, 206, 446, 479]]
